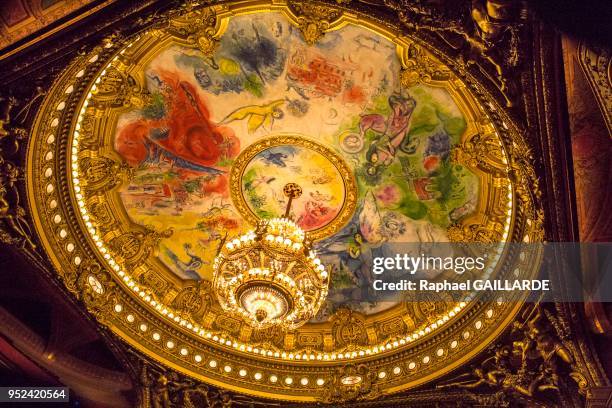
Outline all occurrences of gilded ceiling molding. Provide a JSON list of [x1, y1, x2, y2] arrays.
[[577, 42, 612, 136], [0, 0, 605, 406], [288, 1, 345, 45], [9, 0, 611, 406], [131, 352, 266, 407]]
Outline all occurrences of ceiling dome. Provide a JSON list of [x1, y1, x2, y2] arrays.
[[26, 1, 544, 402]]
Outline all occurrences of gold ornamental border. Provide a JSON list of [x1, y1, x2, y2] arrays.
[[229, 134, 357, 240], [24, 0, 545, 402]]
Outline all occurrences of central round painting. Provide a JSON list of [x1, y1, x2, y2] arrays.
[[240, 144, 346, 232], [113, 11, 478, 317], [230, 135, 356, 240]]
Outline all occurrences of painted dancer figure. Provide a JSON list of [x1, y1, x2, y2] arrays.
[[360, 92, 417, 168]]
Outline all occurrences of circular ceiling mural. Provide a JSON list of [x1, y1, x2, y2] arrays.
[[27, 1, 544, 402], [231, 136, 355, 240]]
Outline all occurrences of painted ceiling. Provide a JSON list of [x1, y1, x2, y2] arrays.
[[113, 12, 478, 317], [26, 1, 544, 402]]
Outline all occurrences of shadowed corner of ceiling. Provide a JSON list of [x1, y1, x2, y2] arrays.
[[0, 247, 135, 407]]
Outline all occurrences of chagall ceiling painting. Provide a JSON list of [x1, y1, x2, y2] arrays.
[[23, 0, 551, 402], [113, 13, 478, 316], [16, 0, 610, 404]]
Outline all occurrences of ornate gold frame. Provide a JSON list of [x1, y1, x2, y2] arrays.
[[26, 1, 544, 402]]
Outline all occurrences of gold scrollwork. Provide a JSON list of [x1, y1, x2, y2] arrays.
[[91, 66, 152, 110], [289, 2, 344, 45], [323, 364, 380, 403], [171, 281, 213, 320], [164, 7, 219, 57], [452, 132, 507, 178], [87, 197, 117, 233], [78, 154, 132, 195], [331, 308, 368, 348], [297, 332, 324, 348], [75, 259, 117, 326], [108, 227, 173, 269], [213, 315, 242, 336], [400, 43, 452, 87], [447, 221, 503, 243], [251, 325, 286, 348], [405, 293, 452, 326], [138, 269, 171, 300], [375, 316, 406, 342]]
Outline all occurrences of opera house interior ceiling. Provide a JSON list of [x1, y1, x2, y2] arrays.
[[0, 0, 611, 407]]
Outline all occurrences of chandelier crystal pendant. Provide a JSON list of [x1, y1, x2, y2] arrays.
[[213, 183, 329, 330]]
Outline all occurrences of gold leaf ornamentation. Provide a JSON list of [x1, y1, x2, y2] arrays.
[[108, 227, 173, 269], [400, 43, 452, 87], [78, 155, 131, 194], [289, 2, 343, 45], [323, 364, 380, 403], [171, 281, 213, 320], [165, 7, 219, 57], [331, 308, 368, 348]]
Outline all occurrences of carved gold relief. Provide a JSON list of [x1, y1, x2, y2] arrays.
[[213, 315, 242, 335], [452, 132, 507, 177], [447, 221, 503, 243], [289, 2, 344, 45], [78, 155, 131, 194], [91, 66, 152, 110], [75, 259, 117, 326], [375, 316, 406, 342], [165, 6, 219, 57], [139, 270, 171, 299], [251, 325, 286, 348], [0, 97, 37, 251], [331, 308, 368, 348], [86, 197, 117, 232], [387, 0, 526, 107], [171, 281, 213, 319], [323, 364, 380, 403], [108, 227, 173, 269], [400, 44, 452, 87], [438, 305, 590, 405]]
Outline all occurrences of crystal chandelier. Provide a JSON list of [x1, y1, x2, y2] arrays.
[[213, 183, 329, 330]]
